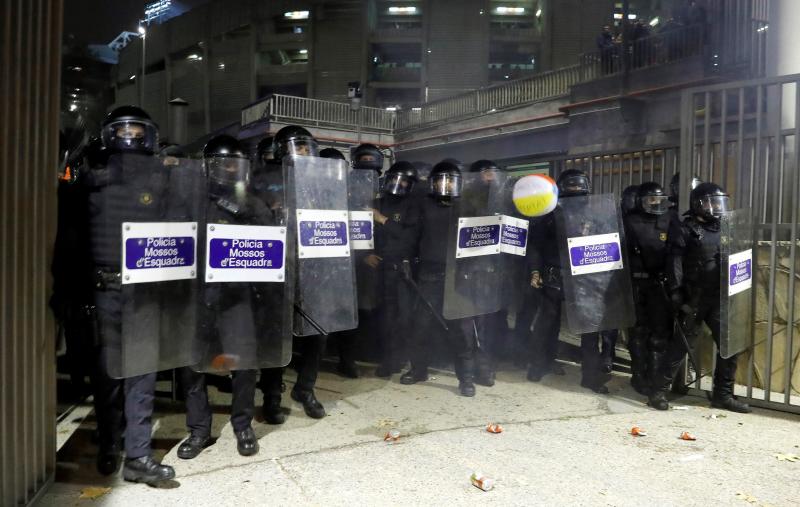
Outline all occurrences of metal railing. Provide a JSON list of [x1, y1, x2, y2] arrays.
[[580, 24, 705, 79], [241, 94, 396, 133], [395, 64, 582, 131], [680, 74, 800, 412]]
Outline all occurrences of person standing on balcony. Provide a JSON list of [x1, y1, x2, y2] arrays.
[[597, 25, 616, 74]]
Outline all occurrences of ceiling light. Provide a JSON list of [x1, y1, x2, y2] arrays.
[[299, 49, 308, 54], [495, 7, 525, 15], [536, 8, 542, 17], [649, 17, 660, 26], [284, 10, 309, 20], [388, 6, 417, 15]]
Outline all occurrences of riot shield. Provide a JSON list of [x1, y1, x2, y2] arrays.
[[719, 208, 754, 359], [348, 170, 380, 310], [495, 173, 531, 311], [192, 159, 295, 372], [556, 193, 636, 334], [98, 154, 202, 378], [442, 172, 507, 320], [285, 156, 358, 336]]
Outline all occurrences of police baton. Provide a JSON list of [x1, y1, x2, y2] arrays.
[[657, 277, 702, 390], [293, 304, 329, 336], [400, 260, 450, 332]]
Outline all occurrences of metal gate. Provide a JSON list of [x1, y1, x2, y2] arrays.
[[680, 73, 800, 413]]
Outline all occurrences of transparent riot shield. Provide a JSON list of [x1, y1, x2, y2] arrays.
[[349, 170, 381, 310], [97, 154, 201, 378], [556, 194, 636, 334], [285, 156, 358, 336], [719, 208, 754, 359], [494, 173, 531, 311], [193, 159, 295, 372], [442, 172, 507, 320]]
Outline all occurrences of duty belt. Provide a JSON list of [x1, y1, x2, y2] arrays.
[[93, 267, 122, 291]]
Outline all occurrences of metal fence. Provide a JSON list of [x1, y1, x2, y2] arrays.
[[395, 64, 582, 131], [553, 147, 681, 200], [1, 0, 62, 505], [241, 94, 396, 133], [680, 73, 800, 412]]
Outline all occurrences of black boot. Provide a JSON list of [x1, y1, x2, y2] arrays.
[[375, 362, 403, 378], [400, 367, 428, 385], [475, 370, 495, 387], [711, 395, 752, 413], [580, 357, 610, 394], [630, 374, 651, 396], [177, 434, 212, 460], [526, 363, 546, 382], [291, 389, 326, 419], [235, 426, 259, 457], [648, 386, 670, 410], [262, 395, 286, 425], [459, 380, 476, 397], [628, 333, 651, 396], [96, 445, 121, 476], [337, 359, 359, 379], [123, 456, 176, 484], [648, 358, 676, 411]]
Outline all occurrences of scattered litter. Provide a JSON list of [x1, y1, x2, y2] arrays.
[[671, 405, 690, 411], [774, 453, 800, 462], [377, 418, 396, 428], [430, 376, 437, 381], [630, 426, 647, 437], [470, 472, 495, 492], [79, 487, 111, 500], [679, 454, 705, 462], [706, 413, 726, 420], [486, 423, 503, 434], [735, 492, 759, 504], [679, 431, 697, 441], [384, 429, 401, 442]]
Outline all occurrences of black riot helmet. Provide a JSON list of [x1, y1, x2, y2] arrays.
[[469, 159, 500, 184], [256, 136, 275, 166], [203, 135, 250, 197], [352, 143, 384, 171], [621, 185, 639, 216], [383, 161, 418, 196], [320, 147, 346, 160], [412, 161, 432, 181], [557, 169, 591, 197], [669, 172, 703, 203], [429, 160, 462, 199], [273, 125, 318, 161], [101, 105, 159, 154], [637, 182, 670, 215], [689, 182, 730, 221]]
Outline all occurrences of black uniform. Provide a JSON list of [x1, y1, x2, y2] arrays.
[[85, 152, 178, 460], [406, 196, 476, 381], [182, 194, 271, 437], [657, 215, 738, 393], [623, 210, 672, 393], [527, 205, 611, 391], [374, 193, 420, 371]]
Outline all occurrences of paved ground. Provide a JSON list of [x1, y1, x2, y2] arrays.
[[42, 361, 800, 506]]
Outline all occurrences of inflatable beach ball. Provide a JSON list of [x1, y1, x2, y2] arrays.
[[512, 174, 559, 217]]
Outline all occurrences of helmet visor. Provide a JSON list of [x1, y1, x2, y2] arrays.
[[558, 175, 590, 196], [102, 119, 158, 153], [430, 173, 462, 197], [285, 137, 319, 158], [383, 172, 414, 196], [698, 194, 730, 218], [640, 195, 670, 215], [206, 157, 250, 188]]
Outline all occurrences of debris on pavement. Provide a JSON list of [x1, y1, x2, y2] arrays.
[[671, 405, 690, 411], [630, 426, 647, 437], [470, 472, 495, 492], [384, 429, 401, 442], [774, 453, 800, 462], [735, 492, 760, 504], [486, 423, 503, 434], [706, 413, 727, 420], [79, 487, 112, 500], [679, 432, 697, 441]]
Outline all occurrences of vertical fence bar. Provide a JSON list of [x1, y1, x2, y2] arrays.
[[765, 83, 782, 401], [721, 90, 729, 190], [784, 82, 800, 405]]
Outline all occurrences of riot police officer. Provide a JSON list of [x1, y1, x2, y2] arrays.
[[369, 161, 420, 377], [649, 182, 751, 413], [401, 160, 477, 397], [259, 125, 327, 420], [621, 184, 640, 217], [623, 182, 672, 396], [86, 106, 175, 483], [178, 135, 265, 459], [352, 143, 384, 173], [528, 169, 611, 393]]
